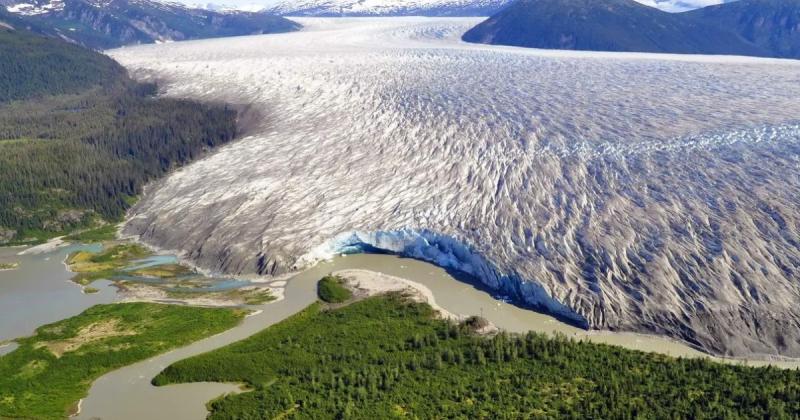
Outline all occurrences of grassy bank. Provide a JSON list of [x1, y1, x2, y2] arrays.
[[155, 294, 800, 419], [63, 225, 120, 243], [0, 303, 245, 419]]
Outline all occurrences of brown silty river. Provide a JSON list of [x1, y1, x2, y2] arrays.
[[2, 246, 798, 419], [73, 253, 800, 420]]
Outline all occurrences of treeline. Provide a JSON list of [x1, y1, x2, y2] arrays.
[[0, 23, 238, 243], [155, 295, 800, 419]]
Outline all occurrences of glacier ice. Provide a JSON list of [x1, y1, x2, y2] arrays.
[[264, 0, 512, 16], [111, 18, 800, 358]]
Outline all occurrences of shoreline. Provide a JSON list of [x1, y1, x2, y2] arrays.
[[17, 236, 67, 256], [335, 268, 499, 335], [335, 269, 463, 322], [97, 234, 800, 366], [4, 239, 800, 367]]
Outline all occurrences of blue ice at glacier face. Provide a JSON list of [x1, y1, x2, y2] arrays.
[[113, 18, 800, 357], [302, 228, 590, 325]]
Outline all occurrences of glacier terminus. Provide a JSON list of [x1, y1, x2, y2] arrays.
[[112, 18, 800, 359]]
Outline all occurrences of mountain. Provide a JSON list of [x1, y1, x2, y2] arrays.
[[462, 0, 764, 55], [685, 0, 800, 59], [0, 10, 127, 101], [0, 18, 239, 244], [264, 0, 513, 17], [637, 0, 738, 13], [0, 0, 300, 49]]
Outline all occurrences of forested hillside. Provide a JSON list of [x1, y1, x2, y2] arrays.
[[155, 295, 800, 419], [0, 20, 126, 102], [0, 22, 238, 244]]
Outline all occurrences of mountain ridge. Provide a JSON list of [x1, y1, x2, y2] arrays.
[[264, 0, 513, 17], [1, 0, 300, 49], [462, 0, 800, 59], [685, 0, 800, 59]]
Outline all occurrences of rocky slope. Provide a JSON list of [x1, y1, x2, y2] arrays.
[[0, 0, 299, 49], [685, 0, 800, 59], [462, 0, 799, 59], [113, 18, 800, 359]]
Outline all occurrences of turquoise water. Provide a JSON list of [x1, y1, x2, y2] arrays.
[[0, 243, 257, 348], [123, 255, 179, 271]]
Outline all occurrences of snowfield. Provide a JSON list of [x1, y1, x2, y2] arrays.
[[111, 18, 800, 358]]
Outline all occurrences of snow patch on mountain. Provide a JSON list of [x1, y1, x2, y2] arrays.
[[4, 0, 63, 15]]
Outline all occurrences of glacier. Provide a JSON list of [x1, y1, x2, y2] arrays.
[[262, 0, 511, 16], [111, 17, 800, 358]]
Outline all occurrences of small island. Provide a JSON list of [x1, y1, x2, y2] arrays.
[[0, 262, 19, 271], [65, 243, 278, 306]]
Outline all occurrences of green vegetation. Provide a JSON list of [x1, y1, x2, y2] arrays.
[[317, 274, 352, 303], [0, 303, 245, 419], [67, 244, 150, 285], [0, 24, 238, 244], [165, 287, 276, 305], [241, 289, 278, 305], [64, 224, 119, 243], [0, 24, 126, 103], [129, 264, 192, 278], [66, 244, 271, 306], [155, 295, 800, 419], [0, 262, 19, 270]]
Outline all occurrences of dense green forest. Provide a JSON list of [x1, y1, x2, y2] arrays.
[[317, 274, 353, 303], [0, 303, 245, 419], [0, 22, 127, 103], [0, 22, 238, 244], [155, 294, 800, 419]]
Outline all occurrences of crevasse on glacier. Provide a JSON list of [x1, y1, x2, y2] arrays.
[[114, 18, 800, 358]]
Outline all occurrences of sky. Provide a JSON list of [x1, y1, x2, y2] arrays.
[[182, 0, 731, 13]]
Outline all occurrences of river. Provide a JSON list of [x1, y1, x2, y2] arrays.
[[0, 244, 117, 356], [75, 253, 800, 420]]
